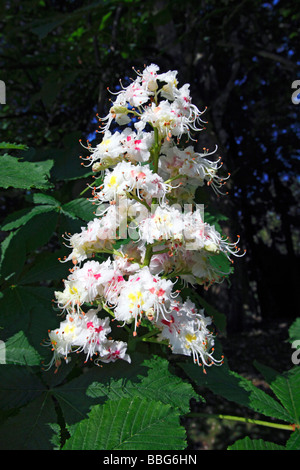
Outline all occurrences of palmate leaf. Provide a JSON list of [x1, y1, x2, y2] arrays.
[[0, 154, 53, 189], [62, 397, 187, 450], [180, 360, 292, 423], [51, 353, 149, 426], [0, 209, 59, 282], [0, 142, 29, 151], [19, 249, 69, 284], [62, 197, 97, 222], [4, 330, 42, 366], [228, 436, 286, 451], [254, 362, 300, 427], [286, 429, 300, 450], [0, 392, 57, 450], [182, 358, 300, 450], [0, 365, 45, 410], [288, 318, 300, 345], [87, 356, 200, 414], [1, 204, 56, 231], [0, 286, 58, 361]]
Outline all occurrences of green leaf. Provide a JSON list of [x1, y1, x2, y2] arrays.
[[286, 429, 300, 450], [288, 318, 300, 344], [62, 197, 96, 222], [0, 210, 58, 281], [48, 423, 62, 450], [0, 154, 53, 189], [99, 11, 113, 31], [28, 192, 60, 206], [228, 436, 286, 450], [180, 360, 291, 422], [0, 365, 45, 410], [63, 397, 187, 450], [1, 204, 56, 231], [0, 230, 26, 282], [30, 15, 67, 39], [209, 251, 233, 278], [0, 392, 57, 450], [50, 131, 93, 181], [4, 330, 42, 366], [19, 249, 68, 284], [0, 142, 29, 151], [254, 363, 300, 426], [0, 286, 58, 359], [87, 356, 199, 413], [52, 353, 148, 425]]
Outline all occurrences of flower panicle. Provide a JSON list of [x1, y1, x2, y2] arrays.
[[46, 63, 244, 371]]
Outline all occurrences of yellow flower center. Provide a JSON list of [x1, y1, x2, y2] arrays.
[[185, 333, 196, 343], [108, 175, 117, 187]]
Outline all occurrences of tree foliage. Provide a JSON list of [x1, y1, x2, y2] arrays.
[[0, 0, 299, 451]]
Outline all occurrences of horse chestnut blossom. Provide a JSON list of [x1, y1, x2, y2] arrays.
[[47, 64, 244, 372]]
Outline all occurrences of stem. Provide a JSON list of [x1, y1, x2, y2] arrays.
[[136, 328, 161, 342], [126, 191, 151, 211], [94, 248, 124, 258], [186, 412, 295, 431], [142, 337, 169, 345], [143, 243, 153, 267], [80, 184, 91, 196], [151, 127, 161, 174], [164, 174, 186, 185], [152, 248, 170, 255]]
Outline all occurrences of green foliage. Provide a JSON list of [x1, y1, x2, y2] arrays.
[[289, 318, 300, 345], [63, 397, 186, 450], [0, 139, 198, 450], [0, 0, 299, 449], [228, 437, 287, 451], [0, 129, 298, 450], [181, 318, 300, 450], [0, 154, 53, 190], [86, 356, 200, 414]]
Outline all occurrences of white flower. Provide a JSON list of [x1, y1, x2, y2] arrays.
[[121, 129, 154, 163], [47, 309, 108, 361], [90, 127, 155, 168], [113, 266, 178, 330], [123, 80, 151, 107], [47, 309, 131, 367], [94, 161, 170, 205], [47, 63, 245, 371], [54, 280, 88, 313], [156, 302, 223, 370], [135, 93, 205, 140], [134, 100, 184, 139], [63, 205, 124, 264], [141, 63, 161, 92], [54, 258, 117, 311], [79, 311, 112, 362], [138, 205, 183, 244], [159, 142, 227, 194], [86, 130, 125, 169], [158, 69, 179, 100], [97, 340, 131, 364]]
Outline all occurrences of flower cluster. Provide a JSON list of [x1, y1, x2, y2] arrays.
[[47, 64, 244, 372]]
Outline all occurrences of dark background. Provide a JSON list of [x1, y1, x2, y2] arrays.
[[0, 0, 299, 334]]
